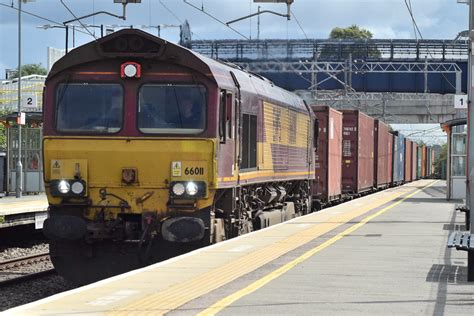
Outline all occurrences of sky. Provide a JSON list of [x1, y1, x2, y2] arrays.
[[0, 0, 468, 145], [0, 0, 470, 76]]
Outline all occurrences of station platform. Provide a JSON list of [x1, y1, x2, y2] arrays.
[[6, 180, 473, 315], [0, 195, 48, 229]]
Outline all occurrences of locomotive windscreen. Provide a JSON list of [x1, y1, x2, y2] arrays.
[[56, 83, 123, 133], [138, 84, 207, 134]]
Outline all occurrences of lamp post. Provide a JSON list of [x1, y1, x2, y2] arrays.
[[16, 0, 22, 198], [457, 0, 474, 281]]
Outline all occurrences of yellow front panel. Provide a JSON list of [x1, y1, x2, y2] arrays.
[[50, 159, 88, 180], [44, 137, 216, 219]]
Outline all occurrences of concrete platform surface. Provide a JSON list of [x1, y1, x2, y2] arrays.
[[6, 180, 473, 315], [0, 194, 48, 228]]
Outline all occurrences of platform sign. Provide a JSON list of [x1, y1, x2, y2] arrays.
[[16, 112, 26, 125], [454, 94, 468, 109], [21, 93, 37, 109]]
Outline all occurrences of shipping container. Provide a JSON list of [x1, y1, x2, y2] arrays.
[[311, 106, 343, 207], [421, 145, 427, 178], [404, 139, 413, 182], [431, 147, 436, 177], [412, 142, 418, 180], [341, 110, 375, 193], [426, 146, 433, 177], [374, 120, 393, 188], [391, 131, 405, 185], [417, 146, 423, 179]]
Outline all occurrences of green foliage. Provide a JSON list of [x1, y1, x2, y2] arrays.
[[434, 143, 447, 179], [329, 25, 374, 40], [0, 109, 10, 151], [10, 63, 47, 78], [320, 25, 380, 60]]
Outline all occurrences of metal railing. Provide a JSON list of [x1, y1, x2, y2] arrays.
[[189, 39, 469, 62], [0, 75, 46, 111]]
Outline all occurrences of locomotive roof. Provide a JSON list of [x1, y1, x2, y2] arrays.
[[48, 29, 307, 112]]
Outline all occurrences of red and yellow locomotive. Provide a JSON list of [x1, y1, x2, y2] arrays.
[[42, 29, 316, 284]]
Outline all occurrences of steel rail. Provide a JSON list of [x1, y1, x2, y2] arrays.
[[0, 252, 50, 271]]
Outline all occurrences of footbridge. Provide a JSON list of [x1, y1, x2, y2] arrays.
[[189, 39, 468, 123]]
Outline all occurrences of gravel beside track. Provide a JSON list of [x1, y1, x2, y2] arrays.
[[0, 227, 76, 310], [0, 243, 49, 261], [0, 273, 76, 311]]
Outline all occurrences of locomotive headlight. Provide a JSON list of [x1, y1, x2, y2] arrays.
[[186, 182, 198, 196], [172, 183, 185, 196], [124, 64, 137, 77], [170, 181, 206, 199], [71, 181, 85, 195], [120, 62, 141, 79], [58, 180, 70, 194]]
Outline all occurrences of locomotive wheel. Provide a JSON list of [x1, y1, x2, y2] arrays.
[[49, 239, 206, 285]]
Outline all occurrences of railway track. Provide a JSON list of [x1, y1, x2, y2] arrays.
[[0, 252, 55, 287]]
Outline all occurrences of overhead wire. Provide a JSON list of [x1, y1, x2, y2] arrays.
[[291, 9, 308, 40], [407, 0, 417, 41], [181, 0, 315, 86], [92, 0, 96, 37], [0, 2, 93, 37], [182, 0, 250, 40], [402, 0, 457, 91], [401, 0, 446, 124], [158, 0, 202, 40], [159, 0, 184, 24], [60, 0, 98, 40], [249, 0, 252, 39]]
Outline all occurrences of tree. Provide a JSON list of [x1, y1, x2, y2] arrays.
[[433, 143, 447, 179], [319, 25, 380, 60], [10, 63, 47, 78], [0, 109, 10, 151], [329, 25, 374, 40]]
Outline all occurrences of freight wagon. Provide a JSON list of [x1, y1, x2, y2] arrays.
[[312, 106, 343, 209], [412, 142, 418, 180], [404, 139, 413, 182], [341, 110, 374, 194], [374, 119, 393, 189], [392, 131, 405, 186], [421, 145, 427, 178]]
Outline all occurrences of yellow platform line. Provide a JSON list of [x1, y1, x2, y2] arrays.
[[107, 182, 433, 315], [197, 180, 438, 315]]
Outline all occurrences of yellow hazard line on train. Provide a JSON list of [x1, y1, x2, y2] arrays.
[[197, 180, 439, 316], [217, 170, 315, 183], [108, 182, 432, 315]]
